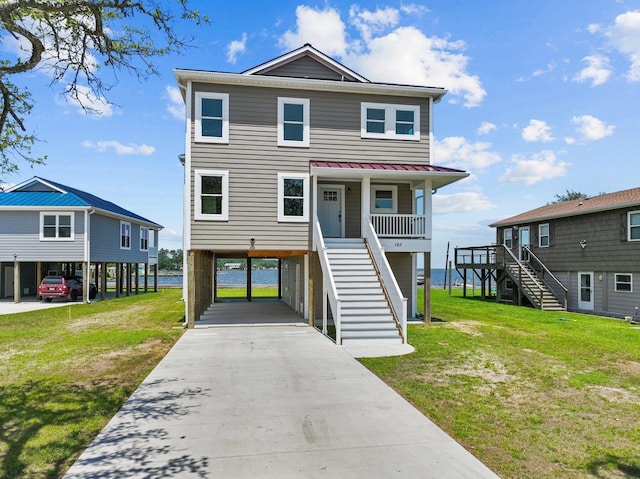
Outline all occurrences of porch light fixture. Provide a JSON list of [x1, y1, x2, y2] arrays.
[[250, 237, 255, 250], [580, 240, 587, 249]]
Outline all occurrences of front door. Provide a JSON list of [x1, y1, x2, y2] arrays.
[[519, 227, 530, 260], [578, 272, 594, 310], [318, 185, 344, 238]]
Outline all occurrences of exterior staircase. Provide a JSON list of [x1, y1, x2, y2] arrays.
[[324, 238, 403, 345], [504, 262, 565, 311]]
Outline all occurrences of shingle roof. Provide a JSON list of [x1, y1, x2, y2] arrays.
[[490, 187, 640, 227], [0, 177, 162, 228]]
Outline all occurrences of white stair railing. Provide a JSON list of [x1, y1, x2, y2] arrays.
[[363, 220, 407, 342], [313, 217, 342, 343]]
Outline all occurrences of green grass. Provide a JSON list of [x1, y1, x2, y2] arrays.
[[0, 290, 185, 479], [216, 286, 279, 299], [360, 289, 640, 478]]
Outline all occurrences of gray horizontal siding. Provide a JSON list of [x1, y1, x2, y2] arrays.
[[0, 210, 85, 262], [90, 214, 151, 263], [189, 83, 430, 252], [263, 56, 345, 81]]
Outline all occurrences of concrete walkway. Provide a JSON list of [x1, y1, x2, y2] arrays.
[[65, 323, 500, 478]]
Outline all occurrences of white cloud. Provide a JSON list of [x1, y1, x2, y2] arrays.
[[350, 6, 399, 42], [165, 86, 184, 120], [344, 26, 486, 107], [434, 136, 501, 170], [278, 5, 486, 107], [532, 62, 556, 77], [227, 33, 248, 64], [573, 55, 612, 86], [571, 114, 615, 140], [522, 119, 554, 142], [587, 23, 601, 34], [279, 5, 347, 56], [564, 136, 577, 145], [400, 4, 430, 16], [83, 140, 155, 155], [60, 84, 113, 117], [499, 150, 568, 185], [603, 10, 640, 81], [433, 192, 495, 214], [477, 121, 496, 135]]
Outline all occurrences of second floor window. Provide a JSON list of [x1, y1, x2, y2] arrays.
[[40, 212, 74, 240], [140, 227, 149, 251], [278, 98, 310, 147], [361, 102, 420, 140], [120, 221, 131, 250], [195, 92, 229, 143], [628, 211, 640, 240], [539, 223, 550, 247]]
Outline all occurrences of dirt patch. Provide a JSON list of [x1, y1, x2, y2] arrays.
[[445, 320, 484, 336], [588, 385, 639, 404], [66, 304, 149, 331]]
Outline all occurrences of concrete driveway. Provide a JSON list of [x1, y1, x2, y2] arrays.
[[0, 297, 80, 315], [64, 323, 500, 478]]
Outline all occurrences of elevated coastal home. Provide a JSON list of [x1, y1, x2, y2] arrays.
[[456, 187, 640, 318], [0, 177, 162, 303], [175, 44, 468, 344]]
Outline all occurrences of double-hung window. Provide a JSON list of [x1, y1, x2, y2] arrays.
[[40, 212, 74, 240], [361, 102, 420, 140], [277, 173, 309, 222], [195, 169, 229, 221], [628, 211, 640, 240], [503, 228, 513, 249], [615, 273, 633, 292], [120, 221, 131, 250], [539, 223, 550, 247], [278, 97, 310, 147], [195, 92, 229, 143], [140, 226, 149, 251]]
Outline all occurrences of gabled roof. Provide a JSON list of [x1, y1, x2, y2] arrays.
[[1, 177, 162, 228], [242, 44, 369, 82], [490, 187, 640, 227]]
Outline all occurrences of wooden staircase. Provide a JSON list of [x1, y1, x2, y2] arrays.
[[504, 262, 565, 311], [324, 238, 403, 345]]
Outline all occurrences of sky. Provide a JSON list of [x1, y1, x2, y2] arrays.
[[2, 0, 640, 268]]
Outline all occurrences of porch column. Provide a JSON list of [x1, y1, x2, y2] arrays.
[[361, 176, 371, 236], [13, 259, 20, 304]]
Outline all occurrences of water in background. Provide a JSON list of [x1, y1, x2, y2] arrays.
[[157, 268, 466, 287]]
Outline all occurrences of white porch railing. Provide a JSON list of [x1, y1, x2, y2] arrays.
[[370, 214, 426, 238], [363, 221, 407, 342], [313, 216, 342, 343]]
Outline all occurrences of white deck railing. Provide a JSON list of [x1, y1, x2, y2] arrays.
[[364, 221, 407, 342], [371, 214, 427, 238], [313, 216, 342, 343]]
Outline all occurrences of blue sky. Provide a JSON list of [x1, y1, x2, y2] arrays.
[[2, 1, 640, 267]]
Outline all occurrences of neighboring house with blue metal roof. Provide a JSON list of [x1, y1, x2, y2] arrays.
[[0, 177, 162, 303]]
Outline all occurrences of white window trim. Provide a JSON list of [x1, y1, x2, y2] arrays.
[[503, 229, 513, 249], [39, 212, 75, 241], [615, 273, 633, 292], [195, 92, 229, 144], [194, 169, 229, 221], [140, 226, 149, 251], [539, 223, 550, 248], [628, 211, 640, 241], [277, 173, 309, 222], [120, 221, 131, 250], [277, 97, 310, 147], [371, 185, 398, 214], [361, 102, 420, 140]]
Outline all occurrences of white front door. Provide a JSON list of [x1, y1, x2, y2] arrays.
[[318, 185, 344, 238], [578, 272, 594, 310], [519, 226, 530, 260], [4, 266, 14, 297]]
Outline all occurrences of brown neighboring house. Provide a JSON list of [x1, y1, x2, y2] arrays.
[[464, 187, 640, 318]]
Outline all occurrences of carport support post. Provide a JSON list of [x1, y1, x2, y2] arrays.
[[100, 263, 107, 300], [247, 257, 252, 302], [144, 263, 149, 292], [423, 252, 431, 323], [278, 259, 282, 299], [13, 258, 20, 304], [153, 263, 158, 292], [135, 263, 139, 295], [82, 262, 89, 303], [115, 263, 121, 298]]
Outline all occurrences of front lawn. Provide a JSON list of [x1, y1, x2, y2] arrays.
[[361, 288, 640, 479], [0, 290, 185, 479]]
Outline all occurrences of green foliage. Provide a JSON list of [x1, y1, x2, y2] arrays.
[[158, 248, 183, 271], [0, 1, 208, 180], [552, 189, 589, 203]]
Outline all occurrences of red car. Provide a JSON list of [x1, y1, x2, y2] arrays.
[[38, 276, 96, 302]]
